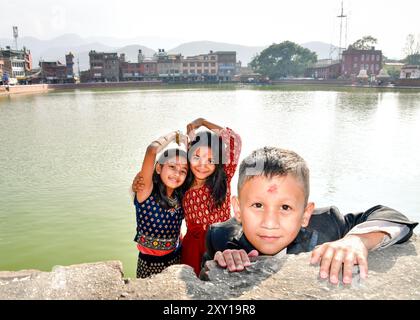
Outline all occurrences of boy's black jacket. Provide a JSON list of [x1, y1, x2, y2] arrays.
[[203, 205, 418, 263]]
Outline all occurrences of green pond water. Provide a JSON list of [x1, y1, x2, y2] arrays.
[[1, 86, 419, 278]]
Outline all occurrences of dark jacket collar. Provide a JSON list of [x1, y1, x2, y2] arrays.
[[226, 221, 319, 255]]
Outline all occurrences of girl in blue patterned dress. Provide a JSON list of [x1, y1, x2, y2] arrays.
[[131, 131, 191, 278]]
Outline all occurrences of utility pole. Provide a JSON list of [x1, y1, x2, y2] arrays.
[[337, 1, 347, 60], [77, 57, 80, 77], [13, 26, 19, 50]]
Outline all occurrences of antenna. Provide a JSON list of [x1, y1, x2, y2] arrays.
[[345, 10, 349, 50], [337, 1, 347, 60]]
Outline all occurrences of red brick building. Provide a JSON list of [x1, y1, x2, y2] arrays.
[[39, 53, 75, 83], [341, 47, 382, 78], [141, 61, 157, 78], [120, 53, 143, 81], [119, 52, 157, 81], [305, 59, 342, 79]]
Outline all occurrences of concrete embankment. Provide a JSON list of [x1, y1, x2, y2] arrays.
[[0, 236, 418, 300], [0, 84, 50, 97], [0, 81, 164, 97]]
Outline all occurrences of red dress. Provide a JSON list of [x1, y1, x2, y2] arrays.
[[181, 127, 242, 275]]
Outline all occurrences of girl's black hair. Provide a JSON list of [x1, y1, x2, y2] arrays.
[[152, 148, 191, 210], [187, 131, 227, 208]]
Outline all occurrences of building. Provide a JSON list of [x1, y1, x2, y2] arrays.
[[38, 53, 75, 83], [305, 59, 342, 79], [89, 51, 120, 82], [400, 65, 420, 79], [65, 52, 74, 79], [341, 47, 383, 78], [119, 51, 158, 81], [39, 61, 67, 83], [215, 51, 236, 81], [119, 53, 142, 81], [181, 51, 218, 81], [0, 57, 4, 80], [141, 60, 158, 79], [155, 49, 182, 81], [179, 50, 237, 82], [0, 46, 32, 82]]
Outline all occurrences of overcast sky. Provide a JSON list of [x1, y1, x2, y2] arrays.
[[1, 0, 419, 59]]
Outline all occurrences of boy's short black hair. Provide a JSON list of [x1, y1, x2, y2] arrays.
[[238, 147, 310, 205]]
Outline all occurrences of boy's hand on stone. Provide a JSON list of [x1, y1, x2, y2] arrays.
[[310, 235, 369, 285], [214, 249, 259, 272]]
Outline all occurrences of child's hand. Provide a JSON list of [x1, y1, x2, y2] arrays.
[[178, 132, 189, 147], [310, 235, 369, 285], [187, 118, 205, 135], [214, 249, 259, 272], [132, 172, 146, 193]]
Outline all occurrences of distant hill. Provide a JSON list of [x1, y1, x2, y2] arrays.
[[169, 41, 266, 66], [0, 34, 156, 72], [0, 33, 338, 72], [301, 41, 339, 60], [169, 41, 339, 65]]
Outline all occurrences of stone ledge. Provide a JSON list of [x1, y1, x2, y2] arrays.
[[1, 236, 418, 300]]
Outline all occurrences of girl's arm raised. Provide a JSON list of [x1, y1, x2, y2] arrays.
[[133, 131, 177, 203], [187, 118, 223, 135], [186, 118, 242, 175]]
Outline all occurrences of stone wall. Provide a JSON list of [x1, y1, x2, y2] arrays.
[[0, 236, 418, 300], [0, 84, 50, 97]]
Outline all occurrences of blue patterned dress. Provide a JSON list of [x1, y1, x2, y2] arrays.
[[134, 193, 183, 278]]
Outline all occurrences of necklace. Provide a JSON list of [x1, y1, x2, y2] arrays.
[[167, 195, 179, 209]]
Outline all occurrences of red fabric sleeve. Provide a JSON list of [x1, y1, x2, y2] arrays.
[[219, 127, 242, 182]]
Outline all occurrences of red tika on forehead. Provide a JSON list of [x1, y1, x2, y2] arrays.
[[267, 185, 278, 193]]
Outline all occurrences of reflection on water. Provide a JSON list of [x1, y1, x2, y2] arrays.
[[1, 88, 420, 278]]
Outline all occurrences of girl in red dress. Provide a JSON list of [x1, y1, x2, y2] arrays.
[[181, 118, 242, 276]]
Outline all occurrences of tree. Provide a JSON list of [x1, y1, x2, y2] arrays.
[[403, 34, 420, 65], [403, 34, 420, 57], [405, 54, 420, 65], [250, 41, 317, 79], [350, 36, 378, 50]]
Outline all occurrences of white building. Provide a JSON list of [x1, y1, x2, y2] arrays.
[[400, 65, 420, 79]]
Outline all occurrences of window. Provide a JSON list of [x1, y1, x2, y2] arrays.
[[376, 55, 380, 61], [197, 62, 202, 67], [210, 56, 216, 60], [366, 55, 370, 61], [376, 64, 380, 71], [204, 62, 209, 67], [197, 69, 202, 74], [361, 55, 365, 61], [354, 57, 358, 62], [354, 63, 358, 68], [190, 70, 195, 74], [183, 63, 188, 67], [190, 62, 195, 67], [211, 62, 216, 67], [371, 55, 375, 61], [204, 69, 209, 74]]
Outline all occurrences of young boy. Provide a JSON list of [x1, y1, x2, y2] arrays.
[[202, 147, 418, 284]]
